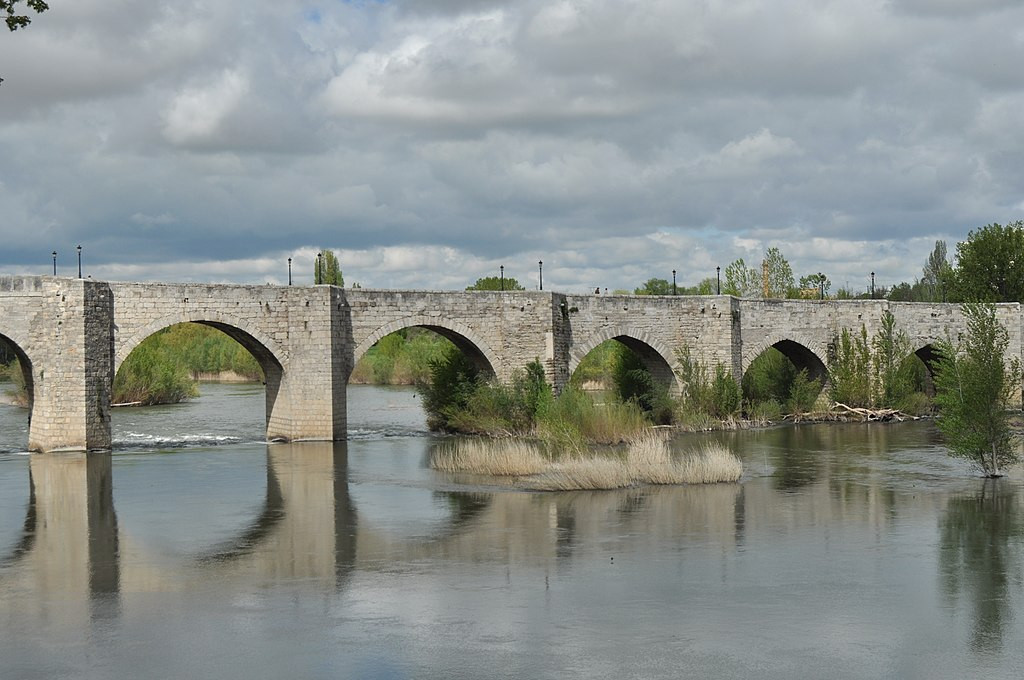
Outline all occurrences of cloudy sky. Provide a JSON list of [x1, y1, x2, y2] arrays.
[[1, 0, 1022, 293]]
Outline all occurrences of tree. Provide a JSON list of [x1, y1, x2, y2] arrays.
[[467, 276, 524, 291], [2, 0, 47, 32], [2, 0, 48, 85], [761, 247, 794, 298], [922, 240, 951, 302], [871, 310, 911, 406], [680, 277, 716, 295], [934, 303, 1021, 477], [723, 258, 761, 298], [951, 222, 1024, 302], [314, 249, 344, 286], [634, 278, 673, 295], [798, 272, 831, 299]]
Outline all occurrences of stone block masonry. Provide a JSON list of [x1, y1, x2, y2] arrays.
[[1, 276, 1020, 452]]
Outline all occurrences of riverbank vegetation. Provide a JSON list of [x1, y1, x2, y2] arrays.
[[429, 432, 742, 491], [934, 303, 1021, 477]]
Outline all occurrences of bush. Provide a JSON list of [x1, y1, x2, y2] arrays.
[[786, 369, 822, 414], [419, 346, 481, 431], [114, 337, 198, 405]]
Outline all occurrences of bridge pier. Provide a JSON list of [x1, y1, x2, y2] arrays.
[[265, 286, 348, 441], [25, 279, 114, 452]]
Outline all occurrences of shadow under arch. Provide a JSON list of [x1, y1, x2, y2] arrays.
[[0, 332, 34, 438], [352, 316, 500, 380], [569, 326, 679, 393], [115, 317, 284, 436], [743, 335, 830, 387]]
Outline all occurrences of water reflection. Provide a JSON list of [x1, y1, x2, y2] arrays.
[[939, 479, 1024, 654], [0, 452, 120, 623]]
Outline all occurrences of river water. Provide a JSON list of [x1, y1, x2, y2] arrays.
[[1, 383, 1023, 678]]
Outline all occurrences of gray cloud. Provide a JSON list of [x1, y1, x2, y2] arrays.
[[1, 0, 1022, 292]]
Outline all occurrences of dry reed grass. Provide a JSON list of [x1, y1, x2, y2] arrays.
[[429, 439, 548, 476], [430, 431, 743, 491]]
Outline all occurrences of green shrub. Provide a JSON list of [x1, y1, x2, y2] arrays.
[[786, 369, 822, 414], [114, 336, 198, 405]]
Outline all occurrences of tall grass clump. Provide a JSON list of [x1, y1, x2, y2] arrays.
[[536, 386, 649, 448], [431, 431, 743, 491], [429, 438, 548, 476]]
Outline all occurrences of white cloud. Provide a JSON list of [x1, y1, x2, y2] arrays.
[[1, 0, 1022, 293], [162, 70, 250, 145]]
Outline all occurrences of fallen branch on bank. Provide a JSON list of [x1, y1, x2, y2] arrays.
[[783, 402, 921, 423]]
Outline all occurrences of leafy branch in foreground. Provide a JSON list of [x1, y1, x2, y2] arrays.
[[3, 0, 48, 32]]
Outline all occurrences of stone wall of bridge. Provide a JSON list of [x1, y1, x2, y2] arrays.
[[2, 274, 1023, 451]]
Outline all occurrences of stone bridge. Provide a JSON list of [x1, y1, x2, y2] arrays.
[[1, 276, 1021, 451]]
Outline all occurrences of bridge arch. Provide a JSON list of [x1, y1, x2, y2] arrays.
[[0, 331, 35, 438], [742, 333, 829, 386], [352, 316, 501, 380], [115, 311, 287, 374], [115, 312, 286, 435], [569, 326, 680, 393]]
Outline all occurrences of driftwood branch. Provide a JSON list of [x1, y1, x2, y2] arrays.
[[783, 402, 920, 423]]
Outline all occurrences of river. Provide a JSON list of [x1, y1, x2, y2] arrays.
[[1, 383, 1023, 678]]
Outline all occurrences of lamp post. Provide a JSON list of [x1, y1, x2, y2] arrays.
[[819, 274, 824, 300], [538, 260, 543, 291], [500, 265, 504, 291], [716, 266, 721, 295], [52, 251, 56, 276], [288, 258, 292, 286], [316, 252, 322, 284], [672, 269, 677, 295], [870, 271, 875, 299], [77, 245, 82, 278]]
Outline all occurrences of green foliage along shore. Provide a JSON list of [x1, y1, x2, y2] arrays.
[[116, 323, 263, 405], [349, 329, 454, 385]]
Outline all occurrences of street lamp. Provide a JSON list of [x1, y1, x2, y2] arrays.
[[870, 271, 875, 299], [52, 251, 56, 276], [288, 258, 292, 286], [672, 269, 677, 296], [500, 265, 504, 291], [716, 266, 721, 295], [77, 245, 82, 278], [538, 260, 543, 291], [316, 252, 322, 284]]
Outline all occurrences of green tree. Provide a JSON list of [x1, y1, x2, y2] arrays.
[[798, 272, 831, 299], [951, 222, 1024, 302], [315, 249, 344, 286], [2, 0, 47, 32], [934, 303, 1021, 477], [922, 240, 952, 302], [828, 326, 872, 406], [871, 310, 911, 406], [634, 278, 673, 295], [761, 247, 794, 298], [723, 258, 761, 298], [681, 277, 717, 295], [467, 275, 525, 291]]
